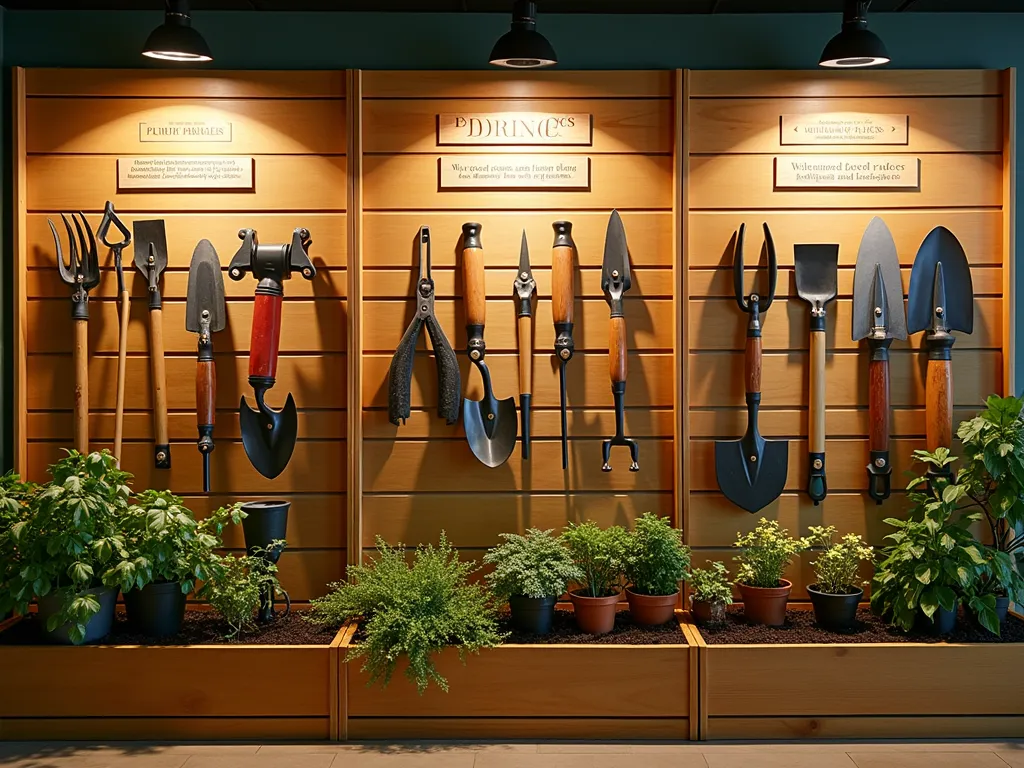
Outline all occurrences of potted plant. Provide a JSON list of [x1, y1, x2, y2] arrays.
[[968, 546, 1024, 634], [115, 491, 243, 638], [733, 519, 807, 626], [688, 561, 733, 626], [0, 451, 131, 644], [306, 533, 504, 693], [202, 542, 288, 639], [623, 513, 691, 626], [871, 450, 987, 634], [483, 528, 582, 634], [803, 525, 874, 632], [561, 521, 628, 635]]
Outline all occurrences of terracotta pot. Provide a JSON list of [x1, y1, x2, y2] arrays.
[[690, 596, 727, 626], [738, 579, 792, 626], [569, 590, 620, 635], [625, 588, 678, 626]]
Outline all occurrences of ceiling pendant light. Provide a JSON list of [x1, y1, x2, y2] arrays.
[[819, 0, 890, 69], [489, 1, 557, 69], [143, 0, 213, 63]]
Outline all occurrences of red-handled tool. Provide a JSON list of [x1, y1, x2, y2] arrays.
[[228, 228, 316, 479]]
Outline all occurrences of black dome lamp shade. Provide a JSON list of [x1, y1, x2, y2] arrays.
[[143, 0, 213, 63], [819, 0, 889, 69], [489, 1, 557, 69]]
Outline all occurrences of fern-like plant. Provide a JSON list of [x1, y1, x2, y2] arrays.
[[483, 528, 582, 600], [624, 513, 691, 596], [560, 521, 628, 598], [307, 533, 505, 694], [201, 542, 285, 639], [689, 562, 733, 606]]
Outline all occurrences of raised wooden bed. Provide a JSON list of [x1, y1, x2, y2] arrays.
[[340, 611, 699, 740], [692, 607, 1024, 740], [0, 614, 348, 741]]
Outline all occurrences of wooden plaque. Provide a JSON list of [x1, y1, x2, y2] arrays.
[[437, 112, 592, 146], [117, 156, 255, 190], [782, 113, 909, 146], [139, 119, 233, 143], [438, 154, 591, 190], [774, 155, 921, 190]]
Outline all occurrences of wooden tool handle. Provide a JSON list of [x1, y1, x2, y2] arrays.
[[809, 330, 825, 454], [552, 245, 574, 325], [869, 357, 891, 454], [463, 246, 486, 328], [150, 308, 170, 465], [197, 361, 216, 429], [74, 318, 88, 454], [249, 293, 283, 380], [926, 358, 953, 452], [518, 315, 532, 396], [113, 289, 129, 464], [610, 316, 627, 385], [745, 335, 762, 395]]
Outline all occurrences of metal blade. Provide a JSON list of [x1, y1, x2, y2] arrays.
[[186, 239, 227, 333], [601, 210, 631, 297], [240, 393, 298, 480], [907, 226, 974, 335], [794, 244, 839, 309], [132, 220, 168, 278], [518, 229, 532, 280], [853, 217, 907, 341], [514, 229, 536, 302]]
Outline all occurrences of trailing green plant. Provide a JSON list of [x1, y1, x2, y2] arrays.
[[483, 528, 582, 600], [871, 452, 989, 632], [802, 525, 874, 595], [733, 519, 806, 589], [0, 451, 132, 643], [0, 472, 35, 601], [688, 561, 733, 606], [624, 513, 691, 596], [307, 533, 504, 694], [560, 521, 628, 598], [201, 541, 285, 639]]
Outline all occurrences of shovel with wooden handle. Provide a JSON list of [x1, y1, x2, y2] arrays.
[[551, 221, 575, 470], [97, 202, 131, 466], [133, 220, 171, 469], [794, 243, 839, 505]]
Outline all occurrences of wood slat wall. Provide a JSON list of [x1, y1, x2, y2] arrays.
[[358, 71, 679, 567], [15, 69, 347, 601], [685, 70, 1012, 599]]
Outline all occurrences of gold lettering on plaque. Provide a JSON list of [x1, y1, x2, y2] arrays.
[[781, 113, 909, 146], [118, 156, 254, 191], [439, 155, 591, 190], [438, 113, 592, 146], [139, 119, 233, 143], [774, 155, 920, 190]]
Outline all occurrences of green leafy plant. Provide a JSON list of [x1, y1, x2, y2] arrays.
[[201, 542, 285, 639], [802, 525, 874, 595], [307, 533, 504, 694], [483, 528, 582, 600], [688, 562, 733, 606], [624, 513, 691, 596], [560, 521, 628, 598], [871, 453, 988, 632], [0, 472, 35, 603], [0, 451, 132, 643], [733, 519, 806, 589]]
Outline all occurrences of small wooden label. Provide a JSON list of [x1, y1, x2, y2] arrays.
[[781, 113, 909, 145], [139, 119, 233, 143], [437, 113, 592, 146], [117, 156, 254, 190], [439, 155, 591, 190], [774, 155, 920, 190]]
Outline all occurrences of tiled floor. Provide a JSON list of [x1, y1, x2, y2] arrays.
[[0, 741, 1022, 768]]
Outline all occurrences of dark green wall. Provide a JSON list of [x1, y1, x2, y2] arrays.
[[3, 9, 1023, 468]]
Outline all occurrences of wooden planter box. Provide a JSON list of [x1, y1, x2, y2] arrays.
[[0, 614, 347, 741], [340, 612, 699, 740], [692, 608, 1024, 741]]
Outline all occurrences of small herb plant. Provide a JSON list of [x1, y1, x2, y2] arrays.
[[201, 542, 285, 639], [483, 528, 582, 600], [803, 526, 874, 595], [307, 533, 504, 694], [560, 521, 628, 598], [733, 519, 806, 589], [624, 513, 691, 596], [688, 562, 733, 606]]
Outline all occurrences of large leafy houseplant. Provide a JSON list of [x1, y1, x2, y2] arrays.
[[733, 519, 807, 626], [307, 533, 504, 694]]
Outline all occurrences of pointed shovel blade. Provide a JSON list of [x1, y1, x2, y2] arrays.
[[186, 240, 226, 333], [239, 394, 298, 479], [907, 226, 974, 335], [715, 438, 789, 514], [853, 217, 907, 342]]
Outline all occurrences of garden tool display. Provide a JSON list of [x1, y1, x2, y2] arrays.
[[514, 230, 536, 460], [794, 242, 839, 505], [462, 223, 518, 468], [229, 227, 316, 479], [551, 221, 576, 470], [715, 223, 788, 513], [51, 212, 99, 454], [133, 219, 171, 469], [387, 226, 460, 427], [907, 226, 974, 472], [96, 202, 130, 465], [852, 217, 907, 503], [186, 240, 227, 493], [600, 210, 639, 473]]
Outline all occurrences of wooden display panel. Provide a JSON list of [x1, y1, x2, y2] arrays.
[[684, 70, 1015, 598], [13, 69, 348, 603]]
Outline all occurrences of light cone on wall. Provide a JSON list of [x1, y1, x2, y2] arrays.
[[489, 0, 557, 69], [819, 0, 889, 69], [143, 0, 213, 63]]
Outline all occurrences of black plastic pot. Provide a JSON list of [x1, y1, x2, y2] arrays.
[[123, 581, 187, 638], [917, 601, 958, 635], [996, 595, 1011, 625], [37, 586, 117, 645], [807, 584, 863, 632], [508, 595, 556, 634], [241, 500, 290, 559]]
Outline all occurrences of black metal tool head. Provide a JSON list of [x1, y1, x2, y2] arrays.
[[514, 229, 536, 314], [907, 226, 974, 336], [732, 222, 778, 316], [794, 243, 839, 317], [240, 390, 298, 480], [51, 212, 100, 320], [852, 217, 907, 342], [714, 434, 789, 514], [97, 202, 131, 294], [186, 239, 227, 335], [228, 228, 316, 287], [601, 210, 631, 308], [601, 434, 639, 473], [133, 219, 169, 309]]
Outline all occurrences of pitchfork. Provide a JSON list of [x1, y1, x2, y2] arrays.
[[50, 212, 100, 454]]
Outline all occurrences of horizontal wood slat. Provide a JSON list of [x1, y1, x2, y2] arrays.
[[362, 71, 673, 99], [705, 716, 1024, 741], [25, 69, 346, 98], [0, 717, 331, 742], [346, 717, 689, 741], [688, 70, 1002, 98], [184, 494, 344, 550], [688, 406, 979, 439]]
